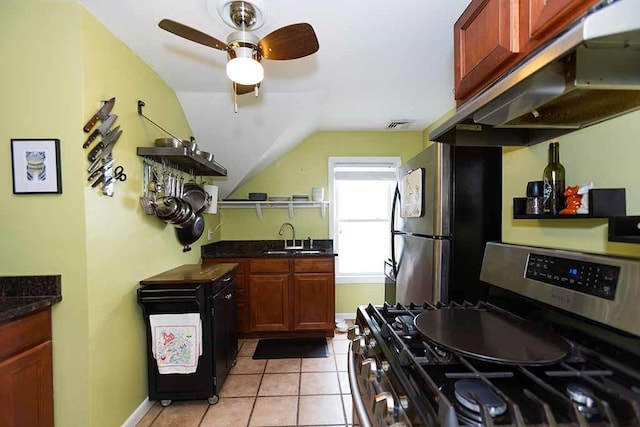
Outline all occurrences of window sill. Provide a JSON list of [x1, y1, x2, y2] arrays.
[[336, 275, 384, 284]]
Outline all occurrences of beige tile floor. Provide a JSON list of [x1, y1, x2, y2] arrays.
[[137, 330, 358, 427]]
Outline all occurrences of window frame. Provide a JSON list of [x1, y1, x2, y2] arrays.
[[328, 156, 401, 284]]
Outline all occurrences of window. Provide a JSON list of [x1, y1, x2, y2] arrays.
[[329, 157, 401, 283]]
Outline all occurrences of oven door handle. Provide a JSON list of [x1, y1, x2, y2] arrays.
[[348, 342, 373, 427]]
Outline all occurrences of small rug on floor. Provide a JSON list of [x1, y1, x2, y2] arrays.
[[252, 337, 329, 359]]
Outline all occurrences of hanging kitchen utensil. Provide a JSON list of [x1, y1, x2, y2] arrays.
[[175, 213, 205, 252], [140, 162, 155, 215], [182, 182, 211, 214], [83, 97, 115, 133]]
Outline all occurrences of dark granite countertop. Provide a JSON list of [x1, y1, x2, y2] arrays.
[[201, 239, 337, 258], [0, 275, 62, 323]]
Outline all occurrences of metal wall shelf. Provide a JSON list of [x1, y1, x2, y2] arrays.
[[137, 147, 227, 176], [218, 201, 329, 220]]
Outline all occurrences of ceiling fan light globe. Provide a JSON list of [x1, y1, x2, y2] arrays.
[[226, 57, 264, 85]]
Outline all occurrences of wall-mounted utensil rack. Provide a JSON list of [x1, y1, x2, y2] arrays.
[[136, 100, 227, 177]]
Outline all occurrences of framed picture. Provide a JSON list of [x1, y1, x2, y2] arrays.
[[11, 139, 62, 194]]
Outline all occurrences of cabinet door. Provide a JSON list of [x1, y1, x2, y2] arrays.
[[249, 274, 290, 331], [0, 341, 54, 427], [528, 0, 599, 40], [211, 283, 238, 391], [455, 0, 521, 101], [292, 273, 335, 331]]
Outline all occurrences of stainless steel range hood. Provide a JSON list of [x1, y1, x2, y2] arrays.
[[430, 0, 640, 146]]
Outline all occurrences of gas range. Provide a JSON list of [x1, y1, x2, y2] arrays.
[[348, 243, 640, 427]]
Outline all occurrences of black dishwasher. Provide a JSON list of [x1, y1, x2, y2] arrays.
[[138, 264, 238, 407]]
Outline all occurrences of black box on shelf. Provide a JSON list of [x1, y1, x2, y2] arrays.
[[608, 216, 640, 243]]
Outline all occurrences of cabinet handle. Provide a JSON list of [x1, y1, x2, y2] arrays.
[[225, 293, 232, 300], [221, 276, 232, 283]]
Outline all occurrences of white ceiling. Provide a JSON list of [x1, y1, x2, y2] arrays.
[[77, 0, 470, 196]]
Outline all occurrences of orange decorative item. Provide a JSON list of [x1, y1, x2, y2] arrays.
[[560, 185, 582, 215]]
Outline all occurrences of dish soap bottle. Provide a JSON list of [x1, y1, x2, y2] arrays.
[[543, 141, 566, 215]]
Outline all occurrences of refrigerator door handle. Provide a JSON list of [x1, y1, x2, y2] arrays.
[[390, 185, 400, 277]]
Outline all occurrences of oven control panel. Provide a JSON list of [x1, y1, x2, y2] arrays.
[[525, 253, 619, 300]]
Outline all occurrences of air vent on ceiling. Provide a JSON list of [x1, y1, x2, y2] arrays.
[[386, 119, 415, 130]]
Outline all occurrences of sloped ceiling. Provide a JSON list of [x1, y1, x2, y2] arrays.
[[77, 0, 470, 196]]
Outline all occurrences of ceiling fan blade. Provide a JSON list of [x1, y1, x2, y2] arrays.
[[159, 19, 228, 51], [233, 82, 260, 95], [258, 23, 319, 60]]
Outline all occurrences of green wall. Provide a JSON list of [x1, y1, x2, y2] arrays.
[[220, 131, 423, 313], [501, 111, 640, 258], [0, 1, 210, 425], [424, 109, 640, 259]]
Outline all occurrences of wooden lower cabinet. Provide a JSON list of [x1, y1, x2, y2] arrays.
[[292, 273, 334, 330], [204, 256, 335, 335], [249, 274, 290, 331], [0, 309, 54, 427]]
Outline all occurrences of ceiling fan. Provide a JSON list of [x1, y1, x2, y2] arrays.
[[159, 0, 319, 99]]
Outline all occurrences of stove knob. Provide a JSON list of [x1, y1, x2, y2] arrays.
[[368, 338, 377, 349], [347, 325, 360, 340], [380, 360, 390, 372], [352, 337, 366, 355], [363, 326, 371, 337], [373, 391, 394, 422], [360, 358, 377, 382]]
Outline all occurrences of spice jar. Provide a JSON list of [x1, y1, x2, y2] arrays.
[[526, 181, 544, 215]]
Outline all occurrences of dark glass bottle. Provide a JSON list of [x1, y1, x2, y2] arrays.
[[543, 142, 566, 215]]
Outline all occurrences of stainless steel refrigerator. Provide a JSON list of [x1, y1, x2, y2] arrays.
[[391, 142, 502, 305]]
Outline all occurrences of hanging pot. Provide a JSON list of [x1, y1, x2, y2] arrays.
[[175, 214, 205, 251], [182, 182, 211, 214]]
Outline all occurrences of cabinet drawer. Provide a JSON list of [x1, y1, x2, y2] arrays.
[[249, 258, 290, 273], [0, 308, 51, 362], [293, 257, 335, 273]]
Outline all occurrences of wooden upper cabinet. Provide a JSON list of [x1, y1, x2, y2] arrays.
[[454, 0, 522, 101], [528, 0, 600, 40], [454, 0, 602, 104]]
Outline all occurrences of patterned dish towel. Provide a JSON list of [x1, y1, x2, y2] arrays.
[[149, 313, 202, 374]]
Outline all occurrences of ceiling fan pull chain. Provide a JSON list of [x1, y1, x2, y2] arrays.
[[254, 85, 259, 97], [233, 83, 238, 113]]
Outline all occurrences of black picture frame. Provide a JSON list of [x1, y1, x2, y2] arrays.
[[11, 138, 62, 194]]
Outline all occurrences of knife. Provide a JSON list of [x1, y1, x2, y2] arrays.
[[87, 129, 123, 173], [87, 157, 115, 178], [83, 97, 115, 133], [83, 114, 117, 149], [87, 125, 120, 162]]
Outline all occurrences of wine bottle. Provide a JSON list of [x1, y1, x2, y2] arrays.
[[543, 141, 566, 215]]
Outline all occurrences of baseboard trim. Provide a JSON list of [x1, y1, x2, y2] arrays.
[[335, 312, 355, 321], [121, 397, 154, 427]]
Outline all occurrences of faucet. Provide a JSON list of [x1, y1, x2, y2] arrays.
[[279, 222, 302, 249]]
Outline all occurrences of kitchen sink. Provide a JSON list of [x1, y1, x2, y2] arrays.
[[262, 249, 325, 255]]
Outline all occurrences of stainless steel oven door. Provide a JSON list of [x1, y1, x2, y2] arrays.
[[348, 341, 374, 427]]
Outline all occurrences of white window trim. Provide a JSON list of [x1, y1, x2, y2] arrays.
[[328, 156, 401, 284]]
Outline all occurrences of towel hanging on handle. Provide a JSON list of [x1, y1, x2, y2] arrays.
[[149, 313, 202, 374]]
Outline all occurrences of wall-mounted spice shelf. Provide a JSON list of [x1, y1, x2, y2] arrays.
[[608, 216, 640, 243], [513, 188, 626, 219]]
